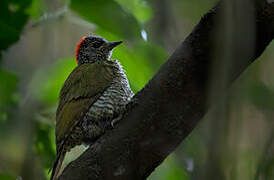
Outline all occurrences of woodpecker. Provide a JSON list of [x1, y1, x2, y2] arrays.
[[49, 36, 133, 180]]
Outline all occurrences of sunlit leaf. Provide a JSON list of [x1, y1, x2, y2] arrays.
[[148, 155, 189, 180], [115, 0, 152, 23], [70, 0, 142, 41], [25, 0, 46, 20]]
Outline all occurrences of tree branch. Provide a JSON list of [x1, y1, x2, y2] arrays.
[[58, 0, 274, 179]]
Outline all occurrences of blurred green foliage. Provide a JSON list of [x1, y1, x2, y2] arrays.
[[148, 155, 190, 180], [0, 174, 16, 180], [115, 0, 152, 23], [174, 0, 216, 21], [71, 0, 142, 41], [31, 57, 76, 104], [248, 81, 274, 111], [33, 122, 55, 168], [0, 0, 31, 55], [0, 70, 18, 112], [26, 0, 46, 19]]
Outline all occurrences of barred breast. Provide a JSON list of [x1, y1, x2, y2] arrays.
[[81, 60, 133, 141]]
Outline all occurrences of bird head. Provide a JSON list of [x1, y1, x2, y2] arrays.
[[75, 36, 122, 65]]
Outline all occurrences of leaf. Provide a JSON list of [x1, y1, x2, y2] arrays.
[[25, 0, 46, 20], [0, 69, 18, 108], [0, 174, 16, 180], [115, 0, 152, 23], [148, 155, 189, 180], [0, 0, 32, 52], [248, 81, 274, 111], [70, 0, 142, 41], [33, 122, 56, 168]]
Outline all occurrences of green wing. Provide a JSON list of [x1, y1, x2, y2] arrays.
[[56, 63, 114, 146]]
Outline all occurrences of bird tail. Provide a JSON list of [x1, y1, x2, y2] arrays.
[[49, 151, 65, 180]]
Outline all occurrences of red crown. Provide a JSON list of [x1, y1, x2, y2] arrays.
[[75, 36, 86, 64]]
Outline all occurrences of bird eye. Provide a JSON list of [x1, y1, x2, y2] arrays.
[[93, 41, 103, 48]]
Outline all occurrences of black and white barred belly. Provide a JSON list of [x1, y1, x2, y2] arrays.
[[81, 60, 133, 141]]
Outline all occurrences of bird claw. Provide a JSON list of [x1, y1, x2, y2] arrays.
[[111, 121, 115, 128], [111, 113, 123, 128]]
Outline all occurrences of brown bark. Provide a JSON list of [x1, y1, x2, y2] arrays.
[[58, 0, 274, 179]]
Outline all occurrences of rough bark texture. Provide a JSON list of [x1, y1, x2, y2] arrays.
[[58, 0, 274, 179]]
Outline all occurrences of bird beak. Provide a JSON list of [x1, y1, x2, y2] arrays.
[[107, 41, 123, 50]]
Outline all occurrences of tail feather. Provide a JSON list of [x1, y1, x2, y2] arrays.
[[49, 152, 65, 180]]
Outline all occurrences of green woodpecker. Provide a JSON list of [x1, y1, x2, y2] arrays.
[[49, 36, 133, 180]]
